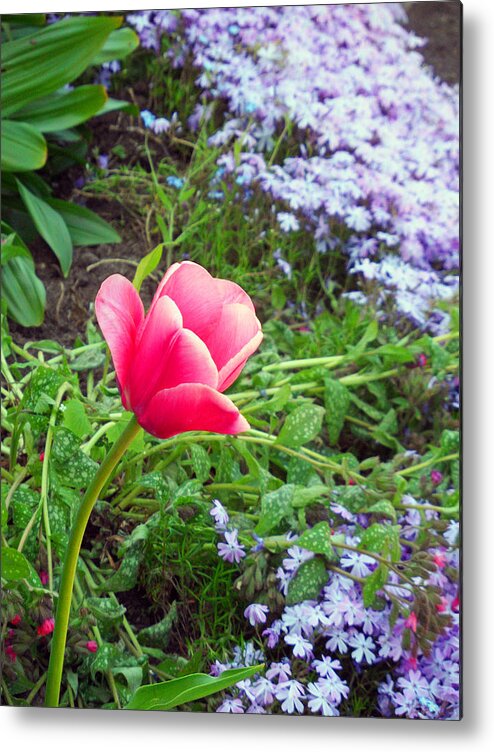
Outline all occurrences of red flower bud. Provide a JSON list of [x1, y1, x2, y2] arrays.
[[10, 614, 22, 626], [85, 640, 98, 653], [39, 451, 45, 462], [430, 470, 443, 486], [37, 617, 55, 636], [39, 570, 49, 585], [416, 353, 427, 367]]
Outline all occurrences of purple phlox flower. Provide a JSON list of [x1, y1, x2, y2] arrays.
[[339, 548, 375, 578], [244, 603, 269, 626], [306, 681, 340, 716], [348, 632, 376, 664], [282, 545, 314, 572], [231, 641, 264, 668], [273, 248, 292, 279], [217, 696, 245, 713], [152, 117, 171, 134], [324, 627, 350, 654], [236, 678, 256, 703], [312, 655, 343, 679], [262, 618, 282, 648], [281, 603, 316, 637], [316, 673, 350, 705], [275, 679, 306, 714], [397, 670, 430, 698], [246, 702, 267, 713], [393, 688, 419, 718], [250, 532, 264, 552], [252, 676, 275, 706], [210, 499, 229, 528], [210, 659, 231, 677], [284, 632, 313, 660], [217, 528, 246, 563], [97, 154, 109, 170], [277, 211, 300, 232], [330, 501, 356, 522], [266, 660, 292, 683], [275, 566, 292, 596], [378, 630, 404, 662]]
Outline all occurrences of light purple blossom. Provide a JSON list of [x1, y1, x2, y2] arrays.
[[217, 529, 246, 563], [244, 603, 269, 626]]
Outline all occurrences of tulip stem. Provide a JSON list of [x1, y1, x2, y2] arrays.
[[44, 415, 142, 708]]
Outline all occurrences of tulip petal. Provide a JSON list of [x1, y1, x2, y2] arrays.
[[127, 295, 183, 411], [162, 328, 219, 390], [155, 261, 223, 342], [95, 275, 144, 407], [137, 383, 250, 439], [205, 303, 263, 391]]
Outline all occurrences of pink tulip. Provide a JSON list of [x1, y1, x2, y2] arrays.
[[95, 261, 263, 439]]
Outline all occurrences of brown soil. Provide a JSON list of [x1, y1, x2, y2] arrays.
[[8, 3, 462, 348]]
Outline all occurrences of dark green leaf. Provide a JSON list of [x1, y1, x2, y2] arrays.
[[125, 665, 263, 711]]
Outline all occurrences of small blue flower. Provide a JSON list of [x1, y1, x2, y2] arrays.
[[140, 109, 156, 128], [228, 24, 240, 36], [166, 175, 185, 190]]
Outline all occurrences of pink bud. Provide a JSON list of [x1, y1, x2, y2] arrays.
[[37, 617, 55, 636], [39, 570, 49, 585], [433, 552, 446, 568], [5, 645, 17, 662], [348, 478, 356, 486], [435, 598, 448, 613], [405, 612, 418, 633], [416, 353, 427, 367], [39, 451, 45, 462], [85, 640, 98, 653], [430, 470, 443, 486], [10, 614, 22, 626]]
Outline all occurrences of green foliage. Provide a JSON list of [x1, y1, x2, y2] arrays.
[[0, 13, 137, 324], [286, 557, 329, 605], [125, 665, 263, 711]]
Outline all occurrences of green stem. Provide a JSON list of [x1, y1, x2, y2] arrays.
[[44, 415, 142, 708]]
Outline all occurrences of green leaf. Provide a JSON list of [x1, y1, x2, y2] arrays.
[[276, 403, 325, 448], [324, 377, 350, 445], [365, 500, 397, 522], [46, 199, 121, 246], [286, 557, 328, 605], [51, 428, 98, 489], [2, 15, 122, 116], [296, 521, 334, 559], [16, 180, 73, 275], [362, 564, 389, 607], [125, 665, 263, 711], [13, 85, 108, 133], [360, 523, 401, 561], [132, 244, 163, 292], [1, 120, 47, 171], [91, 27, 139, 64], [97, 98, 139, 117], [138, 603, 177, 649], [1, 546, 40, 586], [189, 444, 211, 483], [255, 484, 295, 536], [85, 597, 127, 625], [1, 255, 46, 326], [62, 398, 92, 438], [440, 429, 459, 454]]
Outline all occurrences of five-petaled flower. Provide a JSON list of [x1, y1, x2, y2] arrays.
[[95, 262, 262, 439]]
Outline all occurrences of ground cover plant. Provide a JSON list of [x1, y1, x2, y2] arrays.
[[1, 3, 460, 718]]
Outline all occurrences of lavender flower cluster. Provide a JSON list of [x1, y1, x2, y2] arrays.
[[127, 4, 459, 332], [210, 498, 460, 719]]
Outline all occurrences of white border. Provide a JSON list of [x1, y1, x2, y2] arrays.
[[2, 1, 494, 749]]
